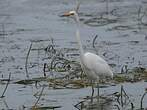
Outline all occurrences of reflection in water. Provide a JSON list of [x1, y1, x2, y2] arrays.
[[0, 98, 9, 110]]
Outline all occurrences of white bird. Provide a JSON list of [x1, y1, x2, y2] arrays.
[[64, 10, 113, 102]]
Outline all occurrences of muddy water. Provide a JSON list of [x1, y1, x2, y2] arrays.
[[0, 0, 147, 109]]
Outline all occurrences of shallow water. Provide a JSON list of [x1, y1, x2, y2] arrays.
[[0, 0, 147, 109]]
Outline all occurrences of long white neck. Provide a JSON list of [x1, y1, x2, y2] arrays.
[[74, 12, 84, 57]]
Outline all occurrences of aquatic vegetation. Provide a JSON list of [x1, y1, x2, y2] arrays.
[[32, 106, 62, 110], [0, 34, 146, 109]]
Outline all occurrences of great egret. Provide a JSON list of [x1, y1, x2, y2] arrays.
[[64, 10, 113, 102]]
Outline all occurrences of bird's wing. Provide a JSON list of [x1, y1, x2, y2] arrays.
[[83, 52, 107, 67], [82, 52, 113, 76]]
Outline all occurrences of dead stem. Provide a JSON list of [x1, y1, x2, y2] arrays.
[[2, 98, 9, 109], [120, 85, 123, 108], [43, 63, 47, 77], [114, 104, 121, 110], [92, 35, 98, 49], [75, 0, 80, 13], [74, 101, 85, 110], [25, 42, 33, 79], [137, 5, 146, 30], [140, 90, 147, 110], [32, 85, 45, 109], [2, 24, 5, 37], [0, 73, 11, 98], [120, 85, 134, 109], [106, 0, 109, 17]]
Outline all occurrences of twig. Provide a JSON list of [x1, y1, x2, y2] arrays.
[[33, 85, 45, 109], [106, 0, 109, 17], [75, 0, 80, 13], [25, 42, 33, 79], [2, 24, 5, 36], [122, 86, 134, 109], [140, 91, 147, 110], [120, 85, 124, 108], [137, 6, 142, 30], [2, 98, 9, 109], [50, 57, 68, 70], [74, 101, 85, 110], [137, 6, 146, 30], [138, 6, 142, 21], [43, 63, 47, 77], [45, 45, 56, 58], [92, 35, 98, 49], [37, 47, 39, 72], [120, 85, 134, 109], [130, 102, 134, 110], [121, 65, 128, 74], [114, 104, 121, 110], [0, 73, 11, 98]]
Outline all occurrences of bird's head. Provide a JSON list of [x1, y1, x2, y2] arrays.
[[68, 10, 76, 15], [61, 10, 77, 17]]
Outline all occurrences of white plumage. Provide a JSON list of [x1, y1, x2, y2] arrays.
[[81, 52, 113, 80]]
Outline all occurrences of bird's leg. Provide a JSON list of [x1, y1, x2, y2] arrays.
[[91, 80, 94, 103], [97, 78, 100, 106]]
